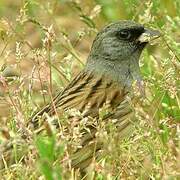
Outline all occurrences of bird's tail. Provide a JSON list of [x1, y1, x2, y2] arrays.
[[71, 141, 103, 170]]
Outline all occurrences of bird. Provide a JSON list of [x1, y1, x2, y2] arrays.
[[29, 20, 160, 171]]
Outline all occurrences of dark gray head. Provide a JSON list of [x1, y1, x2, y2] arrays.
[[85, 20, 160, 87]]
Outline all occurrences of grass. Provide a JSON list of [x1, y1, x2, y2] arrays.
[[0, 0, 179, 179]]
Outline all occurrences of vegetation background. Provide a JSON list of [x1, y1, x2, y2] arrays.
[[0, 0, 179, 179]]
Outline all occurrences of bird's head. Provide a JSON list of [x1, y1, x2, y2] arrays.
[[86, 20, 160, 86]]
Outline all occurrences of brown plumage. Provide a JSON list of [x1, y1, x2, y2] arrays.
[[31, 71, 129, 124], [30, 71, 133, 169]]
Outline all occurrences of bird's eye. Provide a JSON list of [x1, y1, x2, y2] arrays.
[[118, 30, 131, 40]]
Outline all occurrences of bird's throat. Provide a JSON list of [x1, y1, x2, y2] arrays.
[[85, 56, 142, 89]]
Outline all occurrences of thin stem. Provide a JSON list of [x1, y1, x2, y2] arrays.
[[47, 47, 53, 94], [47, 45, 62, 130], [37, 65, 46, 104]]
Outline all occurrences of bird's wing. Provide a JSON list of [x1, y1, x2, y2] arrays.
[[30, 71, 129, 127]]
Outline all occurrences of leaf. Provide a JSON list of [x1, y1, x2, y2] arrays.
[[80, 15, 96, 29], [36, 136, 55, 162], [39, 160, 54, 180]]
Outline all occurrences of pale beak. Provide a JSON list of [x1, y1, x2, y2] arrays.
[[138, 28, 161, 43]]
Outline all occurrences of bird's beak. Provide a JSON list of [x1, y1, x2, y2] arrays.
[[137, 28, 161, 43]]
